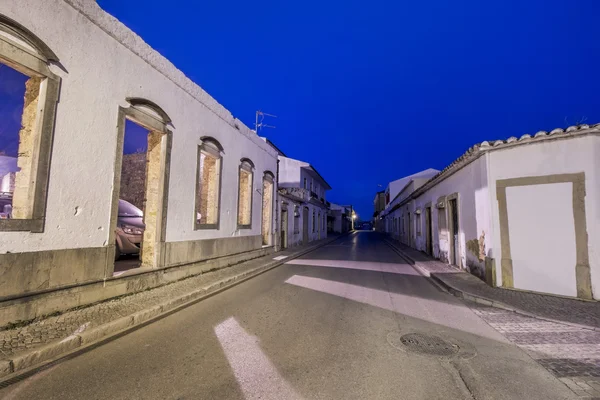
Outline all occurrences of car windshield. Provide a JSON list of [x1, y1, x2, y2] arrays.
[[118, 199, 143, 217]]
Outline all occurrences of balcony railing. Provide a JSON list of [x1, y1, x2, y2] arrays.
[[279, 187, 326, 204], [278, 187, 310, 202]]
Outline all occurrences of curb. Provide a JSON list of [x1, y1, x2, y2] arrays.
[[382, 238, 447, 293], [428, 274, 600, 332], [384, 238, 600, 333], [0, 235, 344, 385]]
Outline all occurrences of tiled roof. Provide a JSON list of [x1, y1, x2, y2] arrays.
[[430, 123, 598, 185], [390, 123, 599, 212]]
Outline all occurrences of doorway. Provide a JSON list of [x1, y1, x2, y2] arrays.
[[302, 207, 309, 244], [281, 207, 288, 249], [448, 198, 460, 267], [111, 101, 171, 276], [425, 207, 432, 256], [407, 212, 412, 247]]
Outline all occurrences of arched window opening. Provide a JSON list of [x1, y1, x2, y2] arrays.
[[195, 137, 223, 229], [237, 158, 254, 228], [261, 172, 274, 245], [0, 14, 60, 232]]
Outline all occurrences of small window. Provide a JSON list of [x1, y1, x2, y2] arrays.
[[416, 212, 422, 235], [312, 210, 315, 232], [237, 159, 254, 228], [303, 178, 307, 189], [310, 181, 313, 192], [317, 212, 321, 231], [195, 138, 222, 229]]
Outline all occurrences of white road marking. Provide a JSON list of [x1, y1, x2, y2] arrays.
[[285, 275, 506, 341], [214, 317, 303, 400], [273, 255, 288, 261]]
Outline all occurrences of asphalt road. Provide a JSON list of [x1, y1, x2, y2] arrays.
[[0, 232, 577, 399]]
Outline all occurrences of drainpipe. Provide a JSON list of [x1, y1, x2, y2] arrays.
[[275, 158, 280, 251]]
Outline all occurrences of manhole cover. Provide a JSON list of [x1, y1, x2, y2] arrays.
[[399, 333, 459, 356]]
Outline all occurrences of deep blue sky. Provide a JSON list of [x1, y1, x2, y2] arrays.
[[98, 1, 599, 218]]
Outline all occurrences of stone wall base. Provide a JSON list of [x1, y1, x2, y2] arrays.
[[0, 240, 273, 327]]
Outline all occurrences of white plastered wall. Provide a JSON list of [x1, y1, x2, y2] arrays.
[[306, 203, 327, 242], [0, 0, 278, 253], [488, 135, 599, 299], [279, 196, 304, 248], [385, 156, 491, 274]]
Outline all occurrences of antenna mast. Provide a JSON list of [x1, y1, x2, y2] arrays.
[[255, 110, 277, 133]]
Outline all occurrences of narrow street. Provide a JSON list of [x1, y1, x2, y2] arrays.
[[0, 232, 578, 400]]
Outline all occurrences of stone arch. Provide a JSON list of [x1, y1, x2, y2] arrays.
[[0, 14, 59, 62], [200, 136, 224, 153], [126, 97, 172, 125], [263, 170, 275, 180], [239, 157, 255, 169]]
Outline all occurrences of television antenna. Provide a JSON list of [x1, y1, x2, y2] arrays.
[[255, 110, 277, 133]]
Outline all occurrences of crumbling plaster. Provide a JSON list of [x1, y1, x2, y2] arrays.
[[388, 155, 491, 273]]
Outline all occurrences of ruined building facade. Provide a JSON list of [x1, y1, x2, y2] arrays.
[[0, 0, 279, 326]]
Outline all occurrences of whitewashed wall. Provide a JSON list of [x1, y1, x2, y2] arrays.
[[0, 0, 278, 254], [488, 135, 599, 299], [384, 156, 491, 277], [279, 196, 304, 248], [306, 203, 327, 242], [278, 157, 303, 188]]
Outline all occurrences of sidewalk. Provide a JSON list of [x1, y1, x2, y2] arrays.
[[384, 238, 600, 330], [0, 235, 341, 380]]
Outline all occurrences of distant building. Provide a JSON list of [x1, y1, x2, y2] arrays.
[[328, 203, 352, 233], [373, 191, 385, 231], [0, 156, 17, 194], [263, 138, 331, 249]]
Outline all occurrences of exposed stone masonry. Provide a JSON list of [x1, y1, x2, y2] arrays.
[[197, 152, 219, 225], [238, 169, 251, 226], [120, 152, 146, 210], [12, 76, 41, 219], [262, 179, 273, 244]]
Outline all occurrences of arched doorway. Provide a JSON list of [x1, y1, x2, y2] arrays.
[[110, 98, 172, 274]]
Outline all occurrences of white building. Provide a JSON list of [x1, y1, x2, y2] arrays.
[[382, 126, 600, 300], [328, 203, 353, 233], [0, 0, 279, 326], [383, 169, 440, 209], [263, 139, 331, 249], [379, 168, 439, 233]]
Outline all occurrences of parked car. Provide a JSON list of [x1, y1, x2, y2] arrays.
[[115, 199, 145, 260], [0, 192, 12, 219]]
